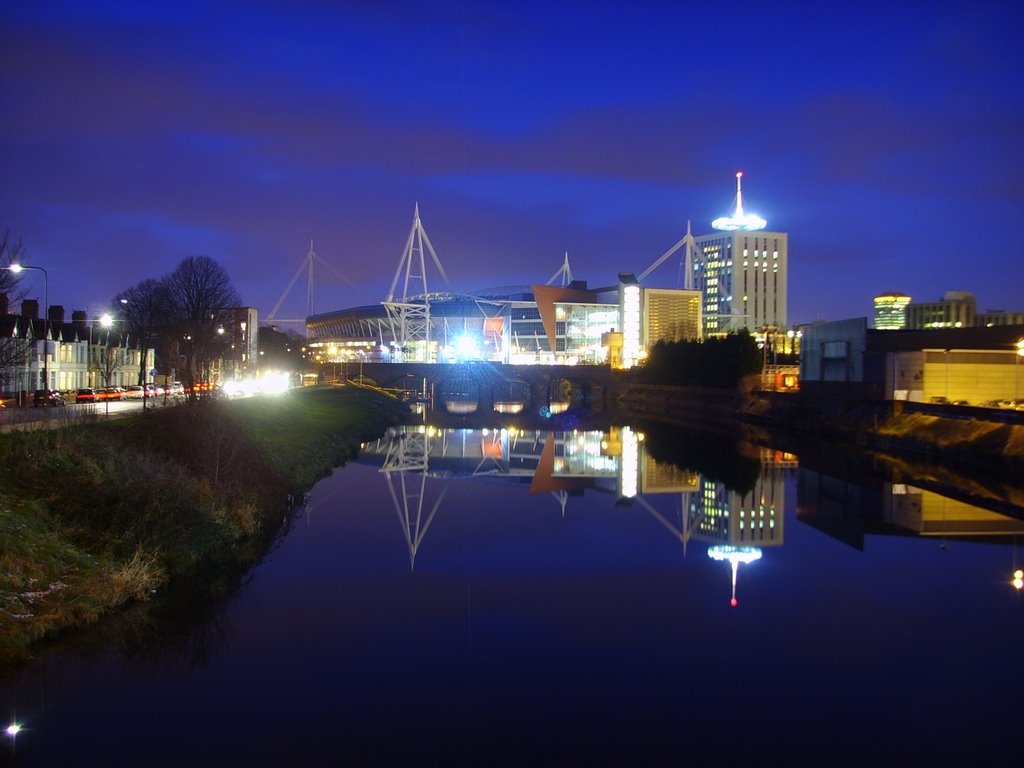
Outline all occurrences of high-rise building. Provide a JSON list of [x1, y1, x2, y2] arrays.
[[692, 173, 788, 336], [873, 292, 911, 330]]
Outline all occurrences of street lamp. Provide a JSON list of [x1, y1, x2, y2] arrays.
[[7, 263, 49, 392]]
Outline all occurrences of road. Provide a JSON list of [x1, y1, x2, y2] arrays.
[[0, 396, 183, 432]]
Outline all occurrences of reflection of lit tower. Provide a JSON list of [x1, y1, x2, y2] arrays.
[[618, 426, 640, 499], [708, 545, 762, 607], [687, 457, 786, 604], [380, 427, 447, 570]]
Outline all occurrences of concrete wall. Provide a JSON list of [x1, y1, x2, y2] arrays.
[[800, 318, 868, 384]]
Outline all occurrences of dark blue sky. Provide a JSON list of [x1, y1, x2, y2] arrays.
[[3, 1, 1023, 327]]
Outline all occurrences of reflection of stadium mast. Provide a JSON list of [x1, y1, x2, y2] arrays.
[[635, 495, 703, 556], [708, 546, 762, 607], [380, 428, 447, 570]]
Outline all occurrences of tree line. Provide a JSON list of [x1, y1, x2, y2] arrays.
[[114, 255, 242, 395], [2, 227, 242, 399], [637, 330, 763, 389]]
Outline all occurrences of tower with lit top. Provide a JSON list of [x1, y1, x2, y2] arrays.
[[692, 173, 788, 336], [873, 292, 911, 330]]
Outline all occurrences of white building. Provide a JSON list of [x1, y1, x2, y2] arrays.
[[692, 173, 788, 336], [1, 298, 155, 397]]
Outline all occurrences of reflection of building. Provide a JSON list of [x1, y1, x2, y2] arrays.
[[688, 464, 787, 549], [684, 455, 788, 606], [367, 425, 688, 566], [364, 425, 793, 599], [886, 484, 1024, 537], [798, 468, 1024, 551]]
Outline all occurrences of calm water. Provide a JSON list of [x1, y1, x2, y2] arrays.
[[3, 421, 1023, 766]]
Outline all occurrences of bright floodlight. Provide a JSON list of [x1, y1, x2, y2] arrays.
[[711, 172, 767, 231], [100, 313, 114, 328], [455, 335, 480, 360], [261, 372, 290, 394], [7, 264, 24, 273], [5, 723, 21, 737]]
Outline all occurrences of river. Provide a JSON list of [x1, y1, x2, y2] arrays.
[[3, 416, 1022, 766]]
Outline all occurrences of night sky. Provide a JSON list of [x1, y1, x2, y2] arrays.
[[3, 1, 1023, 327]]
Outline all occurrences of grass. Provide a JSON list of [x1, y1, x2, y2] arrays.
[[0, 384, 407, 666]]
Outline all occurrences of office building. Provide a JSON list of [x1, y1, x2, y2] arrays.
[[692, 173, 788, 336], [905, 291, 976, 329], [873, 292, 911, 330]]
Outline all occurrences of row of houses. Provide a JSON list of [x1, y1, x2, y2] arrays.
[[1, 296, 154, 400]]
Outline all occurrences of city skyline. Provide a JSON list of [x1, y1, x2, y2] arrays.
[[3, 2, 1022, 327]]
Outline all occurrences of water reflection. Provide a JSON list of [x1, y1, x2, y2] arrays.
[[360, 425, 801, 604], [361, 423, 1024, 603], [7, 421, 1024, 764], [799, 468, 1024, 548]]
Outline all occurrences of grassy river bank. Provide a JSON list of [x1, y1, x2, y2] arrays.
[[0, 385, 408, 666]]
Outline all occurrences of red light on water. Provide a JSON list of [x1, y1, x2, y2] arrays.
[[730, 598, 738, 607]]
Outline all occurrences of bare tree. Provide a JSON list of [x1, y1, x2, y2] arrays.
[[161, 256, 241, 398], [96, 345, 124, 388], [115, 278, 168, 409], [1, 231, 31, 394], [1, 230, 28, 302], [0, 334, 31, 393]]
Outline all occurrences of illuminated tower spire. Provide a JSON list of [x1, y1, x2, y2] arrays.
[[711, 171, 767, 231]]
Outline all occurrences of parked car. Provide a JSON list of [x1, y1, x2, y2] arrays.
[[75, 388, 99, 403], [124, 385, 145, 399], [33, 389, 65, 407], [98, 387, 126, 401]]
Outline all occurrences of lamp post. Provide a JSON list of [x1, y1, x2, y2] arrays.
[[88, 313, 116, 417], [88, 313, 114, 389], [1015, 339, 1024, 404], [7, 263, 49, 392]]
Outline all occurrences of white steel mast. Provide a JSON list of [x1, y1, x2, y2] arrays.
[[383, 204, 451, 362]]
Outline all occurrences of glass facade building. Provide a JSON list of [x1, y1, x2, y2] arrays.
[[307, 281, 701, 367]]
